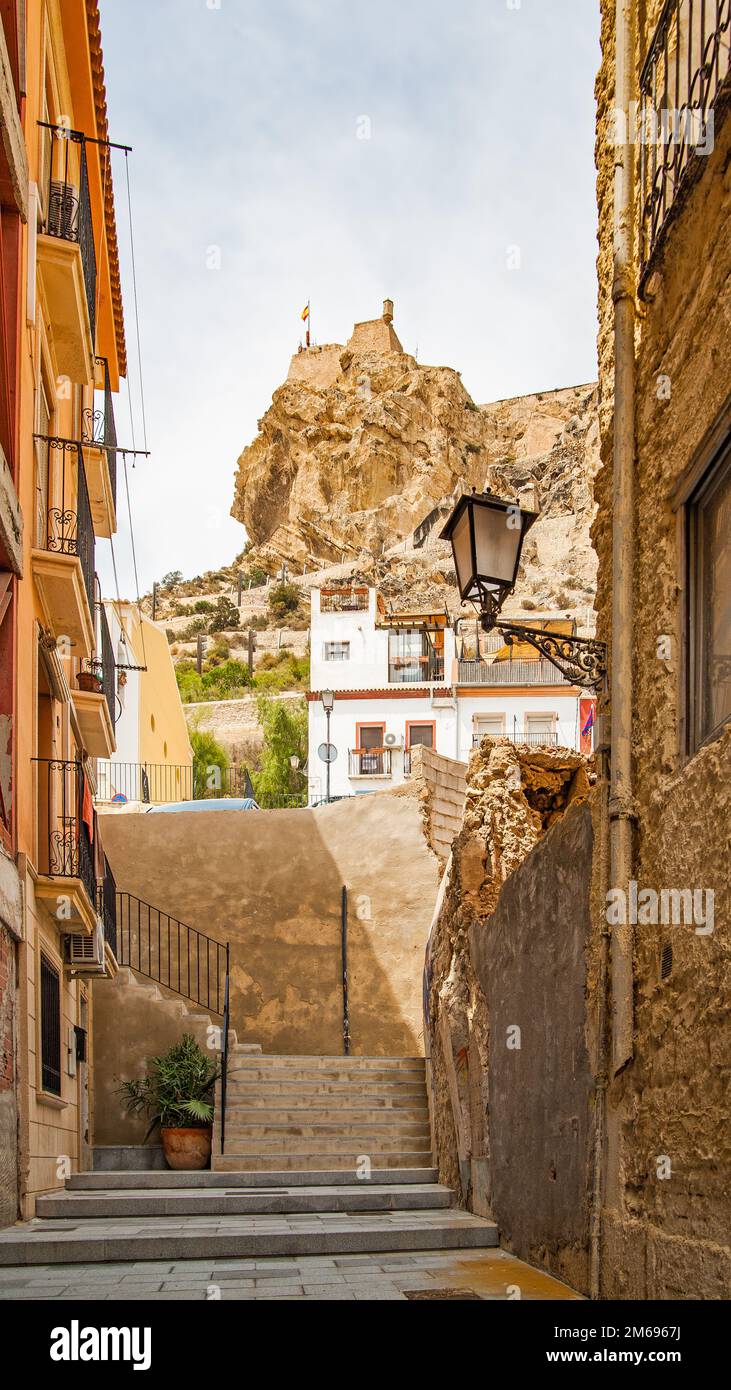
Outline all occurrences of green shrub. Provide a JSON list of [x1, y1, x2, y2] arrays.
[[201, 660, 251, 700], [268, 582, 302, 622], [190, 729, 229, 794], [208, 596, 240, 633]]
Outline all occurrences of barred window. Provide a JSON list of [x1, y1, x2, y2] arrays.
[[40, 953, 61, 1096], [323, 641, 350, 661]]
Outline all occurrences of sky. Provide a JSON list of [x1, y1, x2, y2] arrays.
[[97, 0, 601, 603]]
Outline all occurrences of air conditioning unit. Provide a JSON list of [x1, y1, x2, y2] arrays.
[[64, 920, 106, 975], [47, 181, 78, 239], [384, 733, 403, 749]]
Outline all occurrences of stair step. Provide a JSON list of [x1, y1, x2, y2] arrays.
[[0, 1209, 497, 1265], [228, 1054, 425, 1069], [222, 1106, 428, 1124], [224, 1069, 426, 1086], [37, 1184, 452, 1219], [66, 1167, 440, 1190], [222, 1082, 428, 1101], [212, 1151, 434, 1171], [219, 1121, 431, 1141]]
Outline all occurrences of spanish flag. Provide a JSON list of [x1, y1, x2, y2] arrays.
[[301, 303, 310, 321]]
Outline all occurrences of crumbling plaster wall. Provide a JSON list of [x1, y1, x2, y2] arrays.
[[595, 2, 731, 1298], [408, 744, 467, 866], [426, 738, 595, 1291]]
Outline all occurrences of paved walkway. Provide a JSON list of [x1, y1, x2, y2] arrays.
[[0, 1247, 580, 1301]]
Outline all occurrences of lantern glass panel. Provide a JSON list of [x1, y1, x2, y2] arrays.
[[451, 507, 474, 596], [473, 502, 521, 585]]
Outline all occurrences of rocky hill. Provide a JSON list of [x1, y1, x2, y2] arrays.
[[230, 300, 599, 622]]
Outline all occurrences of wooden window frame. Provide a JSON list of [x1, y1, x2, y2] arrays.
[[355, 721, 386, 751], [39, 949, 62, 1098]]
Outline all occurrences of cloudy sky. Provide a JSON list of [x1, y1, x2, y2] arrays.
[[97, 0, 600, 601]]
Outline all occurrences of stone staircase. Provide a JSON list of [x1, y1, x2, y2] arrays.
[[213, 1051, 433, 1172], [0, 1051, 499, 1269]]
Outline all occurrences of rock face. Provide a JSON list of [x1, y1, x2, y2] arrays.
[[231, 302, 599, 620]]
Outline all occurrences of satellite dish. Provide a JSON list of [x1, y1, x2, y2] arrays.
[[317, 742, 337, 764]]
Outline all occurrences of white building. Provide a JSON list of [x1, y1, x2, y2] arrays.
[[307, 585, 593, 802]]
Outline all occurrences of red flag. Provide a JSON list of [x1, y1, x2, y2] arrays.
[[580, 698, 596, 755]]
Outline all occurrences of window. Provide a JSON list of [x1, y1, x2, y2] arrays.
[[525, 713, 555, 736], [40, 953, 61, 1096], [474, 715, 505, 739], [352, 723, 387, 775], [388, 629, 444, 683], [323, 641, 350, 661], [406, 722, 435, 750], [687, 438, 731, 752]]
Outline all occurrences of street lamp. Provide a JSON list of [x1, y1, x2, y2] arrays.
[[441, 490, 607, 689], [321, 690, 335, 802]]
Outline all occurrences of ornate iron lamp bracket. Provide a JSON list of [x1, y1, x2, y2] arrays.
[[493, 619, 608, 690]]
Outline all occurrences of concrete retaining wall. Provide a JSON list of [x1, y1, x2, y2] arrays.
[[409, 745, 467, 864]]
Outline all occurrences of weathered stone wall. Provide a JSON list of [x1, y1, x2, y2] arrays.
[[408, 745, 467, 865], [426, 739, 594, 1289], [594, 3, 731, 1297]]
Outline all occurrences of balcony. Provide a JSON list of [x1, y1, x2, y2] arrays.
[[639, 0, 731, 282], [458, 658, 571, 687], [36, 126, 97, 386], [34, 758, 100, 934], [389, 653, 445, 684], [472, 730, 559, 749], [98, 855, 118, 967], [320, 587, 369, 613], [73, 604, 116, 758], [31, 439, 95, 659], [349, 748, 393, 778], [82, 357, 117, 537]]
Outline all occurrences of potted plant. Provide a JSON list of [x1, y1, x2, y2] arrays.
[[78, 662, 103, 694], [117, 1034, 219, 1170]]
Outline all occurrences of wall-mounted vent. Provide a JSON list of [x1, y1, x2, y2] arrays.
[[65, 921, 105, 973], [661, 942, 673, 980]]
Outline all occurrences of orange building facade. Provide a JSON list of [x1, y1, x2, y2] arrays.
[[1, 0, 127, 1218]]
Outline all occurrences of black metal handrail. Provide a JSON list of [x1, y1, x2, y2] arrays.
[[40, 124, 97, 347], [41, 437, 95, 618], [83, 356, 117, 512], [639, 0, 731, 277], [116, 890, 229, 1015], [413, 503, 451, 550], [220, 943, 230, 1154], [93, 759, 308, 807], [319, 588, 369, 613], [388, 654, 445, 684], [35, 758, 98, 911]]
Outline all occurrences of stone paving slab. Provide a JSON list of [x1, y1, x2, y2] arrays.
[[0, 1248, 580, 1300]]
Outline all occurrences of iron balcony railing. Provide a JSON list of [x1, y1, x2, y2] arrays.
[[98, 855, 117, 958], [458, 658, 570, 686], [40, 124, 98, 348], [83, 356, 117, 512], [472, 730, 560, 748], [639, 0, 731, 278], [94, 760, 308, 808], [40, 438, 95, 618], [116, 891, 229, 1015], [319, 588, 369, 613], [35, 758, 98, 911], [99, 601, 116, 733], [349, 747, 393, 777]]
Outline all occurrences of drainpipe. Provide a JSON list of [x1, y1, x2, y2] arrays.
[[608, 0, 637, 1078], [589, 0, 637, 1301]]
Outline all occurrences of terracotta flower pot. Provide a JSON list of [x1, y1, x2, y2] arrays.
[[77, 670, 103, 693], [160, 1126, 212, 1170]]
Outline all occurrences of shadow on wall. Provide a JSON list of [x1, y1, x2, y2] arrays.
[[98, 790, 440, 1058]]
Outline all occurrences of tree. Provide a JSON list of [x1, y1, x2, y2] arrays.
[[190, 729, 229, 797], [201, 659, 251, 699], [268, 582, 301, 622], [160, 570, 183, 590], [253, 695, 308, 803], [208, 595, 240, 633]]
